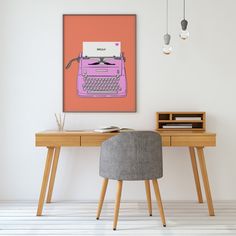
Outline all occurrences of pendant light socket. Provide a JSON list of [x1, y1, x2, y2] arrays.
[[181, 19, 188, 31], [164, 34, 171, 45]]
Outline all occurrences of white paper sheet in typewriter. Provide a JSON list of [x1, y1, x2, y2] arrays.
[[83, 42, 121, 57]]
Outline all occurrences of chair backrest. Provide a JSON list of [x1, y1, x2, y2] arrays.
[[99, 131, 163, 181]]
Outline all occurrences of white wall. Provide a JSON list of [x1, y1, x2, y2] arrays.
[[0, 0, 236, 201]]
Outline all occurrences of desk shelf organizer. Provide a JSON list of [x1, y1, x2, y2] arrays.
[[156, 112, 206, 131]]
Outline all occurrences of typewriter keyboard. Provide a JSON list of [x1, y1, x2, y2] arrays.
[[82, 77, 121, 94]]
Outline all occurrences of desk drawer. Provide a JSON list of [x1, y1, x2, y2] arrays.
[[36, 135, 81, 147], [81, 135, 115, 146], [81, 135, 171, 147], [171, 135, 216, 147], [162, 136, 171, 146]]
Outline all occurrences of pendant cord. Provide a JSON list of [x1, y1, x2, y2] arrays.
[[183, 0, 186, 19], [166, 0, 168, 33]]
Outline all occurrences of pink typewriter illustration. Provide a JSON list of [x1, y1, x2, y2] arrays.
[[66, 42, 127, 98]]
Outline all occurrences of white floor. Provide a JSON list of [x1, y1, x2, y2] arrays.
[[0, 201, 236, 235]]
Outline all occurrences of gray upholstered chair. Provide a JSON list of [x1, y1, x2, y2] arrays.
[[96, 131, 166, 230]]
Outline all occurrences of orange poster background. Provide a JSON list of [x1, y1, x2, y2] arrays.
[[63, 15, 136, 112]]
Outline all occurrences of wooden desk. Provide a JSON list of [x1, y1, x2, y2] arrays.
[[35, 130, 216, 217]]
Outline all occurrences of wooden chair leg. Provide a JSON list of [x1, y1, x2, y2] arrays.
[[189, 147, 203, 203], [152, 179, 166, 227], [96, 178, 109, 220], [113, 180, 123, 230], [196, 147, 215, 216], [46, 147, 61, 203], [144, 180, 152, 216], [37, 147, 54, 216]]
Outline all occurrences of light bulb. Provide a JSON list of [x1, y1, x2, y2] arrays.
[[180, 30, 189, 40], [162, 44, 172, 55]]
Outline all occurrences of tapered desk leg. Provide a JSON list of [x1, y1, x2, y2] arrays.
[[37, 147, 54, 216], [189, 147, 203, 203], [196, 147, 215, 216], [46, 147, 61, 203]]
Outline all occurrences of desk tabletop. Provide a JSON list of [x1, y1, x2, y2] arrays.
[[36, 130, 216, 136], [35, 130, 216, 147]]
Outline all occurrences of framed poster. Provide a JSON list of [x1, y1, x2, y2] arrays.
[[63, 14, 136, 112]]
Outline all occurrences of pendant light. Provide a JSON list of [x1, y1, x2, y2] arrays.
[[180, 0, 189, 40], [163, 0, 172, 55]]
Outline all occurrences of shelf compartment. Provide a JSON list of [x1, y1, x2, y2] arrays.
[[158, 114, 170, 120]]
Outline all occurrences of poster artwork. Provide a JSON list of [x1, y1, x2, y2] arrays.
[[63, 15, 136, 112]]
